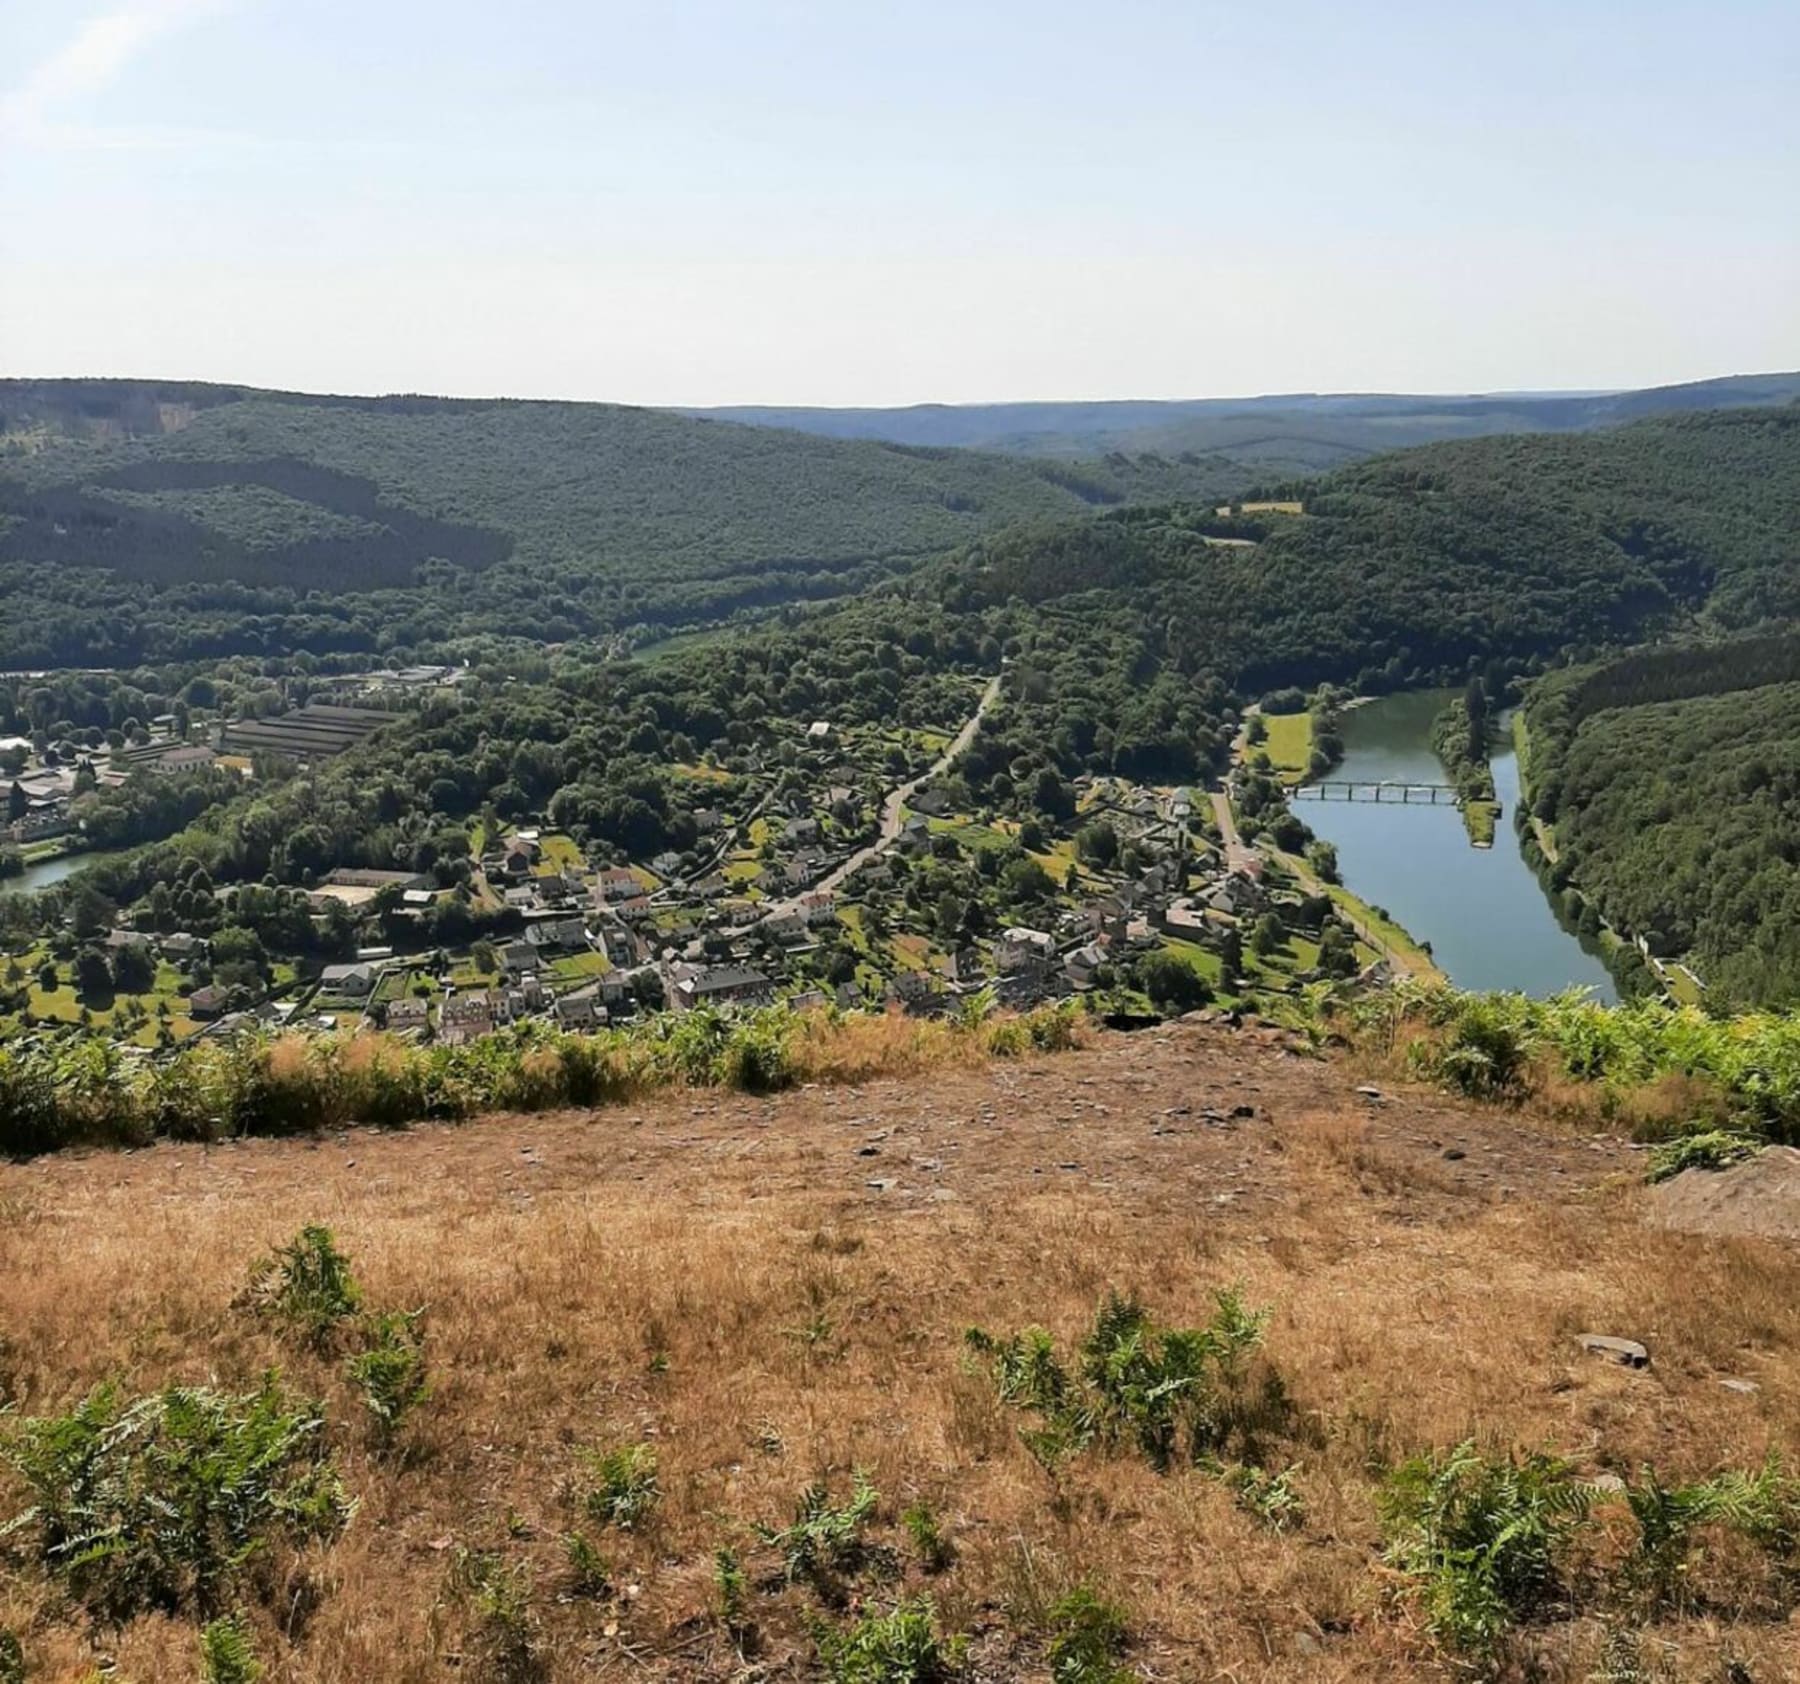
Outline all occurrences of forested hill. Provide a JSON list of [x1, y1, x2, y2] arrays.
[[916, 404, 1800, 694], [685, 370, 1800, 473], [0, 380, 1231, 668]]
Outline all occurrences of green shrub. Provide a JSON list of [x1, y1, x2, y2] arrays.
[[1, 1377, 351, 1621], [721, 1008, 795, 1093], [967, 1288, 1276, 1474], [243, 1225, 361, 1348], [345, 1309, 430, 1445], [579, 1441, 660, 1531], [561, 1529, 610, 1598], [1027, 1002, 1081, 1052], [1044, 1585, 1131, 1684], [1421, 998, 1529, 1098], [901, 1500, 953, 1573], [1644, 1129, 1760, 1183], [198, 1613, 262, 1684], [1379, 1440, 1591, 1658], [814, 1597, 965, 1684], [0, 1630, 22, 1684], [755, 1471, 881, 1600]]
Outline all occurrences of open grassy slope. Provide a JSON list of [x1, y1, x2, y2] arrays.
[[3, 1018, 1796, 1682]]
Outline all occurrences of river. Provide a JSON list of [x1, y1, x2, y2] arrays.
[[0, 848, 126, 898], [1300, 691, 1617, 1000]]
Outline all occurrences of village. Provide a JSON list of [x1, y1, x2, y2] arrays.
[[0, 685, 1381, 1052]]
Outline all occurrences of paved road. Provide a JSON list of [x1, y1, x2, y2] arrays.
[[1213, 706, 1262, 875], [755, 672, 1003, 925]]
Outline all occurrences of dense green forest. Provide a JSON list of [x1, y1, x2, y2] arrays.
[[1523, 637, 1800, 1008], [0, 383, 1233, 667], [911, 406, 1800, 697], [55, 401, 1798, 921], [3, 388, 1794, 681]]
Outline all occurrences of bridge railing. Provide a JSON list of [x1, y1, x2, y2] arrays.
[[1291, 780, 1461, 804]]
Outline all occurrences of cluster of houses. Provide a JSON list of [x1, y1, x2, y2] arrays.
[[4, 722, 228, 846], [20, 676, 1308, 1052]]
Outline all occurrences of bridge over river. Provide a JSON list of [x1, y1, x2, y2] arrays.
[[1292, 779, 1463, 805]]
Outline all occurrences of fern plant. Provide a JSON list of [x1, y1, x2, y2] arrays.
[[813, 1597, 965, 1684], [1220, 1460, 1306, 1532], [453, 1551, 543, 1684], [578, 1442, 660, 1530], [901, 1501, 953, 1574], [1620, 1454, 1800, 1608], [755, 1471, 881, 1601], [1379, 1440, 1592, 1658], [243, 1224, 361, 1348], [967, 1288, 1275, 1474], [0, 1377, 352, 1621], [1044, 1585, 1132, 1684], [199, 1613, 262, 1684], [562, 1529, 610, 1598], [345, 1309, 431, 1446], [1644, 1129, 1759, 1183]]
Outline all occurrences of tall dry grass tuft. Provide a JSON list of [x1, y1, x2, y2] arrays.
[[0, 1001, 1085, 1159]]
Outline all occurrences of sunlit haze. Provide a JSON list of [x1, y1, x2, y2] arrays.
[[2, 0, 1796, 403]]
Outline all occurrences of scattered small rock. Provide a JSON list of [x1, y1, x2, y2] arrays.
[[1442, 1148, 1466, 1162], [1719, 1377, 1760, 1395], [856, 1145, 880, 1157], [1575, 1333, 1650, 1369], [865, 1178, 895, 1193], [1355, 1085, 1384, 1102]]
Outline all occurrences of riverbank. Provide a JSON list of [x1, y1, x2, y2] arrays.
[[0, 843, 132, 898], [1428, 692, 1500, 846], [1287, 690, 1617, 1000], [1511, 709, 1704, 1007], [1273, 839, 1441, 980]]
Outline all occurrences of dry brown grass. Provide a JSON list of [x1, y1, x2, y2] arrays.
[[2, 1022, 1797, 1681]]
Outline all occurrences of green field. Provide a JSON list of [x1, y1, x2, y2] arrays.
[[547, 950, 612, 986], [2, 947, 201, 1044], [1260, 710, 1314, 783]]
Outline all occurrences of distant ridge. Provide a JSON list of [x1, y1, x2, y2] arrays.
[[680, 370, 1800, 473]]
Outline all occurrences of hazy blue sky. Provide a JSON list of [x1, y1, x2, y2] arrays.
[[1, 0, 1795, 404]]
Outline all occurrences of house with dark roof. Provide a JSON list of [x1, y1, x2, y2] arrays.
[[671, 965, 773, 1012]]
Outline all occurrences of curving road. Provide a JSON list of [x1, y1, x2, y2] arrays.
[[756, 672, 1003, 923]]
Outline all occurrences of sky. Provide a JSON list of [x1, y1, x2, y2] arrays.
[[1, 0, 1796, 406]]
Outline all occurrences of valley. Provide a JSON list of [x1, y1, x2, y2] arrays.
[[3, 376, 1800, 1684], [5, 4, 1793, 1678]]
